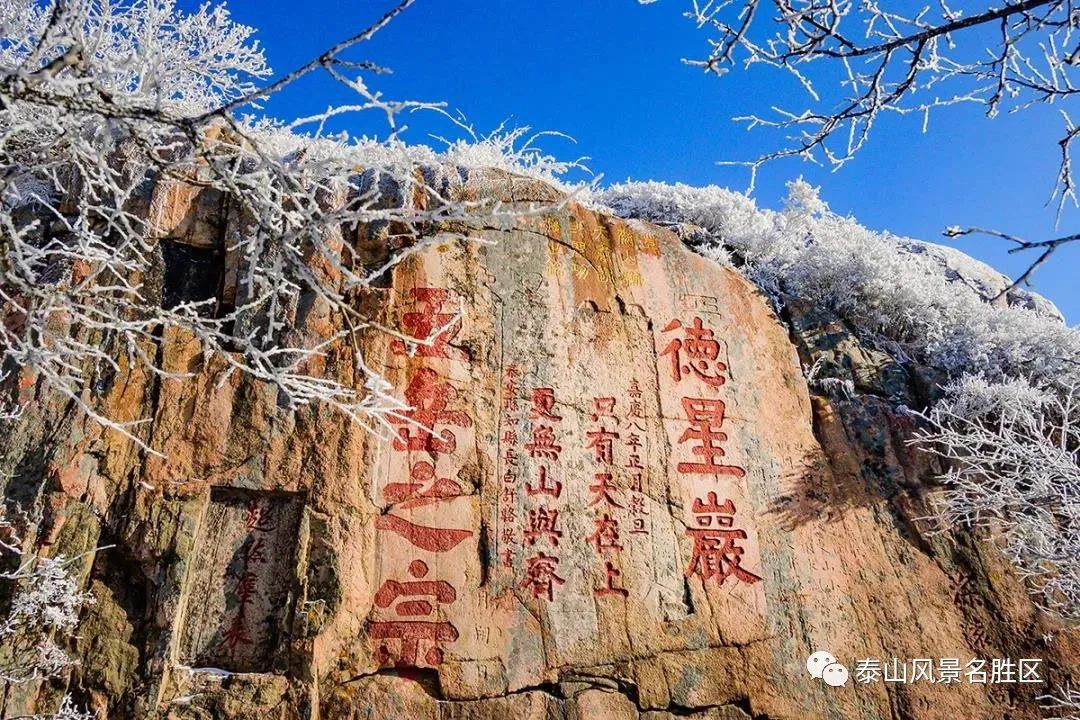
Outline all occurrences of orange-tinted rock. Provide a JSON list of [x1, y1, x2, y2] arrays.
[[0, 173, 1075, 720]]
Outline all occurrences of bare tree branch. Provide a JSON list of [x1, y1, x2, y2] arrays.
[[943, 226, 1080, 298], [655, 0, 1080, 292], [0, 0, 573, 456]]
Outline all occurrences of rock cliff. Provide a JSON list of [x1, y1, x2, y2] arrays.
[[1, 171, 1076, 720]]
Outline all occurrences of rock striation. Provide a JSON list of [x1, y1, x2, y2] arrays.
[[1, 171, 1076, 720]]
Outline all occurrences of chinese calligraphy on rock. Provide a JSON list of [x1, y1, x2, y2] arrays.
[[661, 314, 760, 588], [372, 286, 477, 668]]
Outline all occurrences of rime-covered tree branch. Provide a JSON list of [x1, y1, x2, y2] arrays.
[[0, 0, 568, 455], [0, 514, 95, 720], [943, 226, 1080, 299], [650, 0, 1080, 290], [916, 376, 1080, 619]]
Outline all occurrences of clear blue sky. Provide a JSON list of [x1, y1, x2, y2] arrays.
[[202, 0, 1079, 323]]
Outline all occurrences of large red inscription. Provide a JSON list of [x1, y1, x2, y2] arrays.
[[660, 314, 759, 588], [372, 287, 476, 668]]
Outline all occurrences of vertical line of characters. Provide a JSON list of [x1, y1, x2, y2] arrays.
[[219, 498, 277, 656], [518, 386, 567, 602], [370, 287, 474, 667], [660, 314, 761, 587]]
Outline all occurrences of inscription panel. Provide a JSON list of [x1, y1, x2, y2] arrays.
[[359, 225, 774, 682], [178, 488, 303, 672]]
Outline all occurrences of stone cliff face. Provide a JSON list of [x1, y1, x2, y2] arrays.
[[1, 172, 1076, 720]]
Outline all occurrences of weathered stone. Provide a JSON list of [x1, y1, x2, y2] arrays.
[[0, 172, 1076, 720], [147, 174, 225, 248]]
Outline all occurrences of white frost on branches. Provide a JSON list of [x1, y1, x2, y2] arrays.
[[1042, 684, 1080, 720], [652, 0, 1080, 202], [0, 0, 572, 453], [917, 376, 1080, 617], [647, 0, 1080, 293], [0, 516, 95, 718], [0, 0, 270, 115]]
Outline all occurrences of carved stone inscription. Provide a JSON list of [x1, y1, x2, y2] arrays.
[[369, 284, 478, 670], [178, 489, 303, 672], [367, 237, 768, 675]]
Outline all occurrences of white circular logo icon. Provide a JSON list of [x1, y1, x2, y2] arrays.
[[806, 650, 837, 679], [822, 662, 850, 687]]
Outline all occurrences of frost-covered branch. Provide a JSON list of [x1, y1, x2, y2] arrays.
[[915, 375, 1080, 619], [0, 0, 573, 453], [649, 0, 1080, 288], [1042, 684, 1080, 720], [943, 226, 1080, 299], [0, 514, 96, 719]]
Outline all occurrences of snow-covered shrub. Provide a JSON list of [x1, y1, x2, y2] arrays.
[[917, 376, 1080, 617], [0, 516, 95, 718]]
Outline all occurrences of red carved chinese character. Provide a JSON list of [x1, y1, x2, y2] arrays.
[[661, 317, 727, 387], [390, 287, 467, 360], [628, 379, 642, 398], [594, 561, 629, 598], [501, 428, 519, 445], [241, 537, 267, 565], [525, 465, 563, 498], [389, 368, 472, 456], [503, 447, 519, 467], [503, 371, 520, 407], [524, 507, 563, 547], [587, 514, 623, 553], [231, 570, 259, 605], [586, 427, 619, 465], [383, 461, 464, 509], [588, 472, 623, 509], [221, 611, 252, 648], [529, 388, 562, 421], [375, 513, 473, 553], [676, 397, 746, 477], [370, 560, 459, 666], [519, 551, 565, 601], [525, 425, 562, 460], [684, 493, 761, 585], [590, 397, 616, 422], [243, 499, 275, 532]]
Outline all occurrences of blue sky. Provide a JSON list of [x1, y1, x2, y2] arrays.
[[207, 0, 1078, 322]]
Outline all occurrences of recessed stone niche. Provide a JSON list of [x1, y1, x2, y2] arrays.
[[177, 488, 304, 673]]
